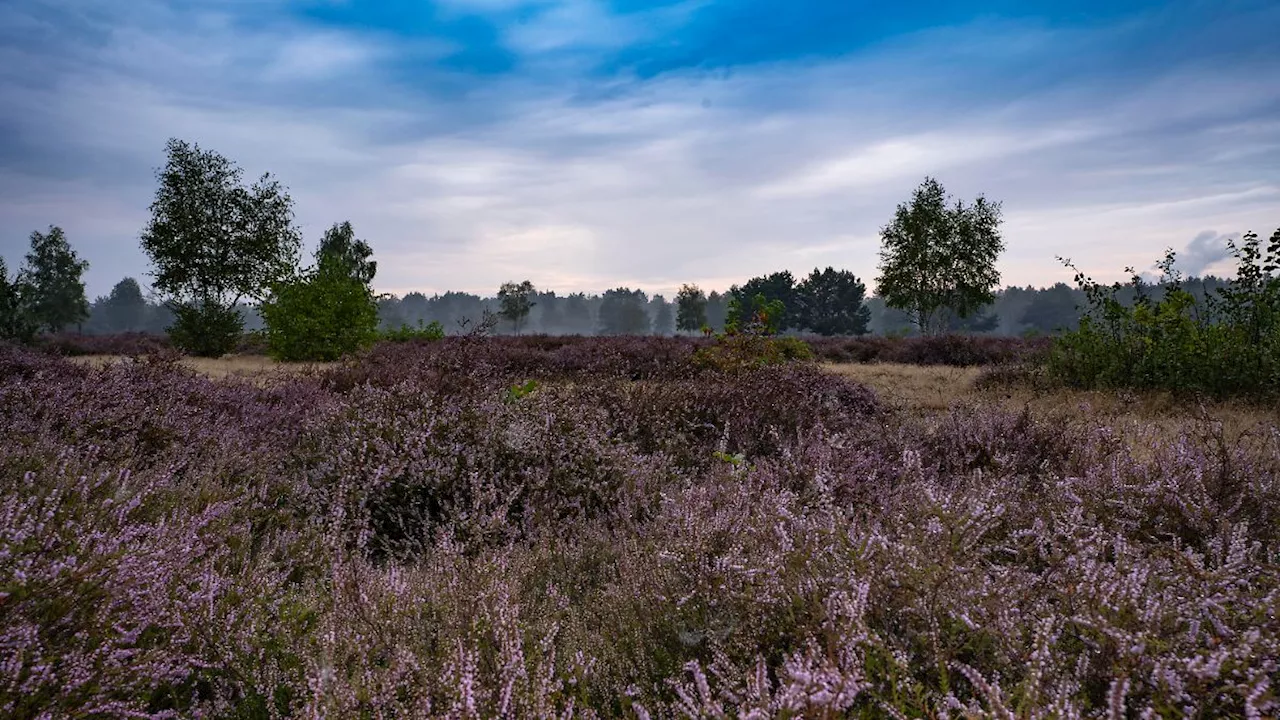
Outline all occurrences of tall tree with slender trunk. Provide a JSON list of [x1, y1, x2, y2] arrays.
[[675, 284, 708, 334], [875, 177, 1004, 335], [497, 280, 537, 335], [140, 138, 301, 356]]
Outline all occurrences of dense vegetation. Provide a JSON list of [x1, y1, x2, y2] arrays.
[[2, 337, 1276, 718], [1049, 228, 1280, 397], [27, 331, 1050, 369]]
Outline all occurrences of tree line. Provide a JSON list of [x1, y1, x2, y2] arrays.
[[47, 275, 1227, 341], [2, 137, 1239, 358]]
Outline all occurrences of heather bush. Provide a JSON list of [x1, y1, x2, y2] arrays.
[[34, 331, 172, 357], [805, 333, 1049, 366], [2, 342, 1278, 718]]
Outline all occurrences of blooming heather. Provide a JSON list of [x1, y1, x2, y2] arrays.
[[0, 339, 1276, 718]]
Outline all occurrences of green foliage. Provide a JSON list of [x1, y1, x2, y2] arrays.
[[725, 293, 785, 335], [259, 258, 380, 362], [1047, 228, 1280, 396], [0, 258, 38, 343], [1019, 283, 1082, 335], [166, 302, 244, 358], [796, 266, 872, 336], [316, 221, 376, 285], [652, 295, 674, 335], [95, 278, 150, 333], [675, 284, 709, 333], [141, 138, 301, 356], [383, 319, 446, 342], [497, 280, 537, 334], [876, 177, 1004, 335], [771, 336, 816, 361], [712, 450, 746, 467], [503, 379, 540, 403], [598, 288, 651, 335], [729, 271, 798, 331], [20, 225, 90, 333], [705, 291, 728, 332], [692, 322, 814, 371]]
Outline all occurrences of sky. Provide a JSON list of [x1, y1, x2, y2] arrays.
[[1, 0, 1277, 299]]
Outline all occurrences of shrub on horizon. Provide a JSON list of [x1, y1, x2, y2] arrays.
[[1049, 227, 1280, 396], [260, 259, 380, 362], [382, 319, 446, 343]]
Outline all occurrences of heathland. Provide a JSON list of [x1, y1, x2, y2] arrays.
[[2, 334, 1276, 718]]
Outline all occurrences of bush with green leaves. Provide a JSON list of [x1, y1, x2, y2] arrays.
[[693, 331, 813, 372], [1048, 227, 1280, 396], [0, 259, 38, 344], [382, 319, 446, 343], [164, 301, 244, 358], [725, 293, 785, 336], [259, 261, 379, 362]]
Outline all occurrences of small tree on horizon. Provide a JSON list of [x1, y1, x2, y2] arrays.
[[19, 225, 90, 333], [317, 221, 376, 285], [730, 271, 799, 331], [652, 294, 674, 335], [141, 138, 302, 356], [706, 290, 728, 332], [94, 277, 150, 334], [497, 280, 537, 335], [598, 288, 650, 335], [875, 177, 1004, 335], [0, 258, 38, 342], [726, 292, 785, 335], [260, 229, 379, 362], [796, 267, 871, 336], [675, 284, 708, 334]]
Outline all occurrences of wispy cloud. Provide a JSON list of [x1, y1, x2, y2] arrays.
[[1, 0, 1277, 298]]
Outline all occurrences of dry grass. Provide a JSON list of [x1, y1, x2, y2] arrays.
[[826, 362, 1280, 454], [824, 362, 983, 411], [72, 354, 337, 381]]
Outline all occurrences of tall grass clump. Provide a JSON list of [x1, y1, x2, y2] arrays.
[[1048, 227, 1280, 397]]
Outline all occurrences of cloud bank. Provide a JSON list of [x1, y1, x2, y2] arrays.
[[1, 0, 1277, 298]]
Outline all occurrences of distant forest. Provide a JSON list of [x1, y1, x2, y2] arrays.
[[80, 274, 1236, 338]]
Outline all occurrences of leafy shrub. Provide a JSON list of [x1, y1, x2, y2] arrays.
[[725, 292, 785, 335], [383, 319, 446, 342], [1048, 228, 1280, 396], [692, 333, 813, 372], [259, 263, 379, 362], [167, 300, 243, 357], [502, 378, 540, 403]]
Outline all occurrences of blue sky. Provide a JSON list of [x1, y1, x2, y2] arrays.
[[1, 0, 1277, 298]]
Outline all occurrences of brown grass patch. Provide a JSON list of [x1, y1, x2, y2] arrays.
[[826, 361, 1280, 452], [72, 354, 336, 381], [825, 362, 983, 412]]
